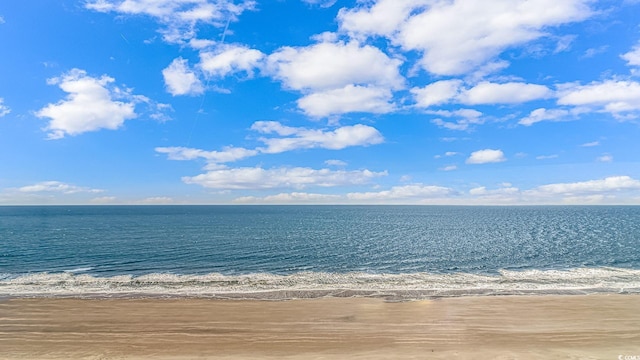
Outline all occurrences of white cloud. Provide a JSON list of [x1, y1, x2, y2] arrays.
[[35, 69, 138, 139], [441, 165, 458, 171], [347, 184, 452, 201], [157, 121, 384, 168], [430, 108, 483, 131], [85, 0, 255, 44], [162, 57, 204, 95], [413, 81, 551, 109], [459, 82, 552, 105], [411, 80, 462, 107], [234, 192, 341, 203], [536, 154, 559, 160], [252, 121, 384, 153], [266, 41, 404, 91], [18, 181, 103, 194], [302, 0, 337, 8], [297, 85, 395, 117], [580, 141, 599, 147], [341, 0, 593, 75], [325, 159, 348, 167], [183, 166, 386, 189], [0, 15, 4, 24], [621, 42, 640, 66], [91, 196, 117, 204], [0, 98, 10, 117], [469, 185, 519, 196], [199, 44, 264, 77], [526, 176, 640, 196], [136, 196, 175, 204], [557, 80, 640, 116], [156, 146, 258, 163], [466, 149, 506, 164], [519, 107, 570, 126], [596, 154, 613, 163]]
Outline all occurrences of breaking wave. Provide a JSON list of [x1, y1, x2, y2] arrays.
[[2, 267, 639, 300]]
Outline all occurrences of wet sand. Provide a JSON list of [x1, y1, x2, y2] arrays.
[[1, 295, 639, 359]]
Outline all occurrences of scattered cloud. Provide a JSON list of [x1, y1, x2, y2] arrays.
[[156, 146, 258, 163], [430, 109, 484, 131], [536, 154, 559, 160], [157, 121, 384, 170], [90, 196, 117, 204], [466, 149, 506, 164], [413, 81, 551, 109], [252, 121, 384, 153], [199, 44, 265, 78], [580, 141, 600, 147], [325, 159, 348, 167], [596, 154, 613, 162], [526, 176, 640, 196], [346, 184, 453, 201], [233, 192, 341, 204], [519, 107, 571, 126], [297, 85, 395, 117], [183, 166, 386, 189], [266, 41, 404, 92], [35, 69, 139, 139], [0, 98, 10, 117], [301, 0, 337, 8], [441, 165, 458, 171], [18, 181, 103, 194], [557, 80, 640, 117], [0, 15, 4, 24], [85, 0, 256, 44], [581, 45, 608, 59], [459, 82, 552, 105], [340, 0, 593, 75], [411, 80, 463, 108], [621, 41, 640, 66], [162, 57, 204, 96], [136, 196, 175, 204]]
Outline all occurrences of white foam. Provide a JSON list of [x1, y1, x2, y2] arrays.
[[1, 267, 639, 299]]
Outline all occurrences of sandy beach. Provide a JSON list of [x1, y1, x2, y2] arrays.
[[1, 295, 639, 359]]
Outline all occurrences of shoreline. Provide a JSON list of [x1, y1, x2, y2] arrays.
[[2, 294, 639, 359]]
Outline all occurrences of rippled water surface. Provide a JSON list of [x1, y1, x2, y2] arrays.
[[1, 206, 639, 298]]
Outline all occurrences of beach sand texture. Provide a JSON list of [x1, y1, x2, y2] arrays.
[[1, 295, 639, 359]]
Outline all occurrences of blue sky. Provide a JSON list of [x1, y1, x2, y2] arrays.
[[1, 0, 640, 205]]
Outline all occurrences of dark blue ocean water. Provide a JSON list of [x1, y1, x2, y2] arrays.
[[1, 205, 639, 298]]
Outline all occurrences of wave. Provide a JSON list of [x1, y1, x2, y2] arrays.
[[1, 267, 639, 300]]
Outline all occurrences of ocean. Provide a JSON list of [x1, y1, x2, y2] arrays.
[[1, 205, 639, 299]]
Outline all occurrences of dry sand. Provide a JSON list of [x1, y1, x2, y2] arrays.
[[1, 295, 639, 359]]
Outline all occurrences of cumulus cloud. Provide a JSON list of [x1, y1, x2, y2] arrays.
[[252, 121, 384, 153], [162, 57, 204, 95], [233, 192, 342, 204], [85, 0, 255, 44], [557, 80, 640, 116], [519, 108, 571, 126], [183, 166, 386, 189], [412, 81, 551, 109], [621, 42, 640, 66], [297, 85, 395, 117], [199, 44, 265, 78], [340, 0, 593, 75], [346, 184, 453, 201], [266, 41, 404, 91], [302, 0, 337, 7], [466, 149, 506, 164], [430, 109, 483, 131], [526, 176, 640, 196], [596, 154, 613, 163], [411, 80, 463, 107], [156, 146, 258, 163], [35, 69, 139, 139], [18, 181, 103, 194], [0, 98, 10, 117], [459, 82, 552, 104]]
